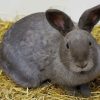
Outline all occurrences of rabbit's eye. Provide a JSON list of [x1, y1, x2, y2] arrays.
[[89, 41, 92, 46], [66, 43, 69, 49]]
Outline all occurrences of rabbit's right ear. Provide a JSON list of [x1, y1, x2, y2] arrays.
[[78, 5, 100, 32], [46, 9, 74, 36]]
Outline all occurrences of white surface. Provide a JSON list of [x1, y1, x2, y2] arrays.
[[0, 0, 100, 22]]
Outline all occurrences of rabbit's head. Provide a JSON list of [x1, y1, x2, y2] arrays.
[[46, 5, 100, 73]]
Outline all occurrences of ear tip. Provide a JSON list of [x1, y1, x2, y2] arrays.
[[89, 4, 100, 11], [94, 4, 100, 8], [45, 9, 63, 20], [46, 9, 63, 14]]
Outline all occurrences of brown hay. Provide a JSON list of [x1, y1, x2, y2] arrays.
[[0, 20, 100, 100]]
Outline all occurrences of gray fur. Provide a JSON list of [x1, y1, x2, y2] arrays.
[[0, 5, 100, 96]]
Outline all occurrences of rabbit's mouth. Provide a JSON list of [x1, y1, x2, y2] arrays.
[[79, 70, 89, 74], [69, 61, 94, 73], [72, 66, 94, 74], [79, 65, 95, 74], [75, 65, 93, 73]]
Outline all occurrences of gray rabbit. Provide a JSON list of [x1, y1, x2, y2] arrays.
[[0, 5, 100, 97]]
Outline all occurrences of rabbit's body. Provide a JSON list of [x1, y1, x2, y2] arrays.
[[0, 13, 62, 87], [0, 5, 100, 96], [1, 12, 100, 87]]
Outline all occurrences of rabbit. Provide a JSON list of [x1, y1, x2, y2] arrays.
[[0, 5, 100, 97]]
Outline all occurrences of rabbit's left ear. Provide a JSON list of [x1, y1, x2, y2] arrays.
[[78, 5, 100, 32], [46, 9, 74, 36]]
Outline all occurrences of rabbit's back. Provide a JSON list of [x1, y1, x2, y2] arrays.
[[3, 12, 61, 71]]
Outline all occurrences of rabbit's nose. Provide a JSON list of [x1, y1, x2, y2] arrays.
[[76, 62, 88, 68]]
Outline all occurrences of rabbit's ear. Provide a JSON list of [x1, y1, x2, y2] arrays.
[[78, 5, 100, 32], [46, 9, 74, 36]]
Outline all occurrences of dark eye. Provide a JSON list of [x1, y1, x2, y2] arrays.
[[89, 41, 92, 46], [66, 43, 69, 49]]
